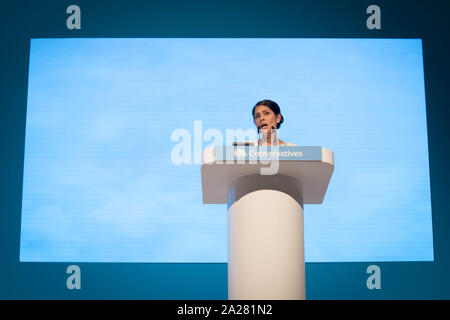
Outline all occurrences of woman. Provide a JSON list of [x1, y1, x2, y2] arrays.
[[252, 99, 297, 146]]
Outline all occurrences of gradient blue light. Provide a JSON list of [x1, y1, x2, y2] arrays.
[[20, 38, 433, 262]]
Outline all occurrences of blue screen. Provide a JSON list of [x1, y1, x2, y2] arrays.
[[20, 38, 433, 262]]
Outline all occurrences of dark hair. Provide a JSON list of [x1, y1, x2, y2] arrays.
[[252, 99, 284, 129]]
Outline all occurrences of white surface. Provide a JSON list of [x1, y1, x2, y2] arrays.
[[201, 147, 334, 204], [228, 189, 305, 300]]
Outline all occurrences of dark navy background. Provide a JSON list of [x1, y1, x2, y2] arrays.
[[1, 0, 449, 299]]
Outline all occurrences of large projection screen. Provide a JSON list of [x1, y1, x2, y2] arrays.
[[20, 38, 433, 263]]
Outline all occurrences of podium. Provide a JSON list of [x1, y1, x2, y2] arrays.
[[201, 146, 334, 300]]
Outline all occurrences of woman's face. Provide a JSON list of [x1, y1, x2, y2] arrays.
[[253, 105, 281, 132]]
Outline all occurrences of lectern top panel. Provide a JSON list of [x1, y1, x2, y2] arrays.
[[201, 146, 334, 204]]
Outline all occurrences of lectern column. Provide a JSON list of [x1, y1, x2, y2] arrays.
[[227, 175, 305, 300]]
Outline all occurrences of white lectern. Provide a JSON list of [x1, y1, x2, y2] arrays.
[[201, 146, 334, 300]]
